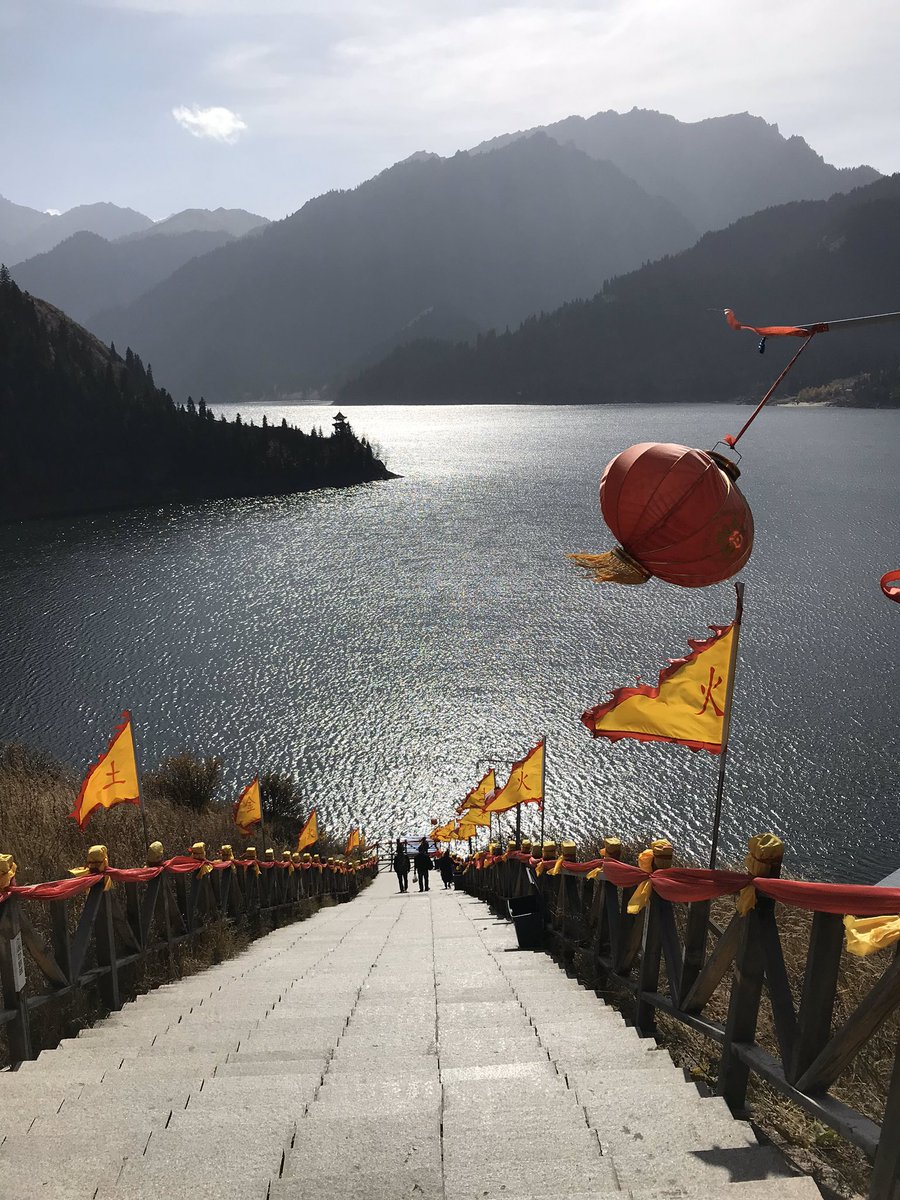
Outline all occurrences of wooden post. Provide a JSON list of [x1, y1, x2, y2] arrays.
[[94, 889, 121, 1011], [0, 897, 33, 1063], [788, 911, 844, 1084], [870, 1031, 900, 1200], [635, 841, 672, 1035], [718, 838, 784, 1112], [50, 900, 73, 984], [123, 880, 143, 949], [679, 900, 711, 1005]]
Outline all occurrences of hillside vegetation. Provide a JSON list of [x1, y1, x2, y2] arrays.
[[341, 175, 900, 404], [0, 270, 389, 521], [93, 135, 702, 399]]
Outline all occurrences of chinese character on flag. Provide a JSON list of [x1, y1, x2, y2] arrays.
[[70, 711, 141, 829], [485, 741, 544, 813], [233, 778, 262, 835], [297, 809, 318, 852], [581, 625, 734, 754]]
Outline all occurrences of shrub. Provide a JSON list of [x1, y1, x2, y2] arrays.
[[144, 752, 221, 813]]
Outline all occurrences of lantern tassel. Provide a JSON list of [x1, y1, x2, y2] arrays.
[[568, 547, 650, 585]]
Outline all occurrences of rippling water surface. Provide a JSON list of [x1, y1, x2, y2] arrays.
[[1, 404, 898, 880]]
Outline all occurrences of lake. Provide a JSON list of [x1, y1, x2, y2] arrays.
[[1, 404, 897, 881]]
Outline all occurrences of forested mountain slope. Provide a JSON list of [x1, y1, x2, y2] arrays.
[[340, 175, 900, 404], [94, 135, 699, 401], [0, 271, 388, 520]]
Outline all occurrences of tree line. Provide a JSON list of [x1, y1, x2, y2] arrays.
[[0, 268, 389, 520]]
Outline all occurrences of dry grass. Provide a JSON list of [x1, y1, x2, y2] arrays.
[[0, 742, 345, 879], [558, 840, 898, 1200], [0, 742, 369, 1067]]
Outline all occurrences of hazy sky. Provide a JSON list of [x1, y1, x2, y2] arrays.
[[3, 0, 898, 220]]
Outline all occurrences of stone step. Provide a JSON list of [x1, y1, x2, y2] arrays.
[[610, 1143, 808, 1193], [448, 1182, 820, 1200], [0, 1132, 148, 1200], [442, 1157, 619, 1197], [271, 1168, 444, 1200]]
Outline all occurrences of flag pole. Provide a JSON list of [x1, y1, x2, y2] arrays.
[[709, 582, 745, 869], [129, 712, 151, 852], [514, 801, 521, 850], [258, 775, 268, 853], [539, 734, 546, 848]]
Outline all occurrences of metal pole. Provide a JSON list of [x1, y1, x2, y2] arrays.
[[515, 803, 521, 850], [258, 775, 268, 854], [709, 583, 745, 869], [539, 734, 546, 848], [130, 712, 151, 852], [815, 309, 900, 332]]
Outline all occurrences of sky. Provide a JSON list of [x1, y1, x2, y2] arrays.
[[2, 0, 899, 221]]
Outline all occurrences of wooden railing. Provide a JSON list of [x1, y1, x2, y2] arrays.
[[466, 845, 900, 1200], [0, 856, 377, 1068]]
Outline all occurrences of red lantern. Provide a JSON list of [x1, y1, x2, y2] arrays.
[[570, 442, 754, 588], [881, 570, 900, 602]]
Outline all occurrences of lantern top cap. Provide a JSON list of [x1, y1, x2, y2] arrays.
[[708, 447, 741, 481]]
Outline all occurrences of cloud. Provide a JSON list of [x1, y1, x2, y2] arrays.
[[205, 0, 898, 174], [172, 104, 247, 142]]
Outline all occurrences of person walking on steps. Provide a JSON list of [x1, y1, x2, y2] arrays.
[[439, 848, 454, 889], [393, 839, 410, 893], [415, 839, 432, 892]]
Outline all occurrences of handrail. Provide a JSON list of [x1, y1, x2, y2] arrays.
[[465, 841, 900, 1200], [0, 851, 378, 1068]]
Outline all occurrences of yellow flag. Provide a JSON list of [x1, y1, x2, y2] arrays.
[[457, 768, 496, 814], [345, 827, 360, 855], [456, 819, 478, 840], [582, 625, 734, 753], [70, 712, 141, 829], [485, 741, 544, 813], [458, 805, 491, 827], [233, 778, 262, 835], [297, 809, 318, 852], [432, 821, 456, 842]]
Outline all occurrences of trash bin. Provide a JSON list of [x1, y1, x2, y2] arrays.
[[453, 871, 465, 890], [506, 895, 544, 949]]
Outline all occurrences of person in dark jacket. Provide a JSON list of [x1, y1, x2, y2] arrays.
[[393, 840, 410, 893], [415, 839, 432, 892], [439, 849, 454, 889]]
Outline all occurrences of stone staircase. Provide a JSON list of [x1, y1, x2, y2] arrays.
[[0, 874, 821, 1199]]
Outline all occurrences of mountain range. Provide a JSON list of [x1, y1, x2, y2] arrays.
[[471, 109, 880, 232], [0, 195, 268, 265], [339, 174, 900, 405], [92, 134, 702, 400], [3, 109, 888, 405], [13, 228, 252, 328]]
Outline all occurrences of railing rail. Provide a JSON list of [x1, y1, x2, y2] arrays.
[[466, 847, 900, 1200], [0, 856, 377, 1067]]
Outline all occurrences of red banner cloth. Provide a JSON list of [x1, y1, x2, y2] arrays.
[[596, 860, 647, 888], [558, 859, 605, 875], [4, 873, 104, 902], [650, 868, 750, 902], [724, 308, 829, 338], [756, 878, 900, 915]]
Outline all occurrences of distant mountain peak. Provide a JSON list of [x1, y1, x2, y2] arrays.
[[469, 108, 882, 232]]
